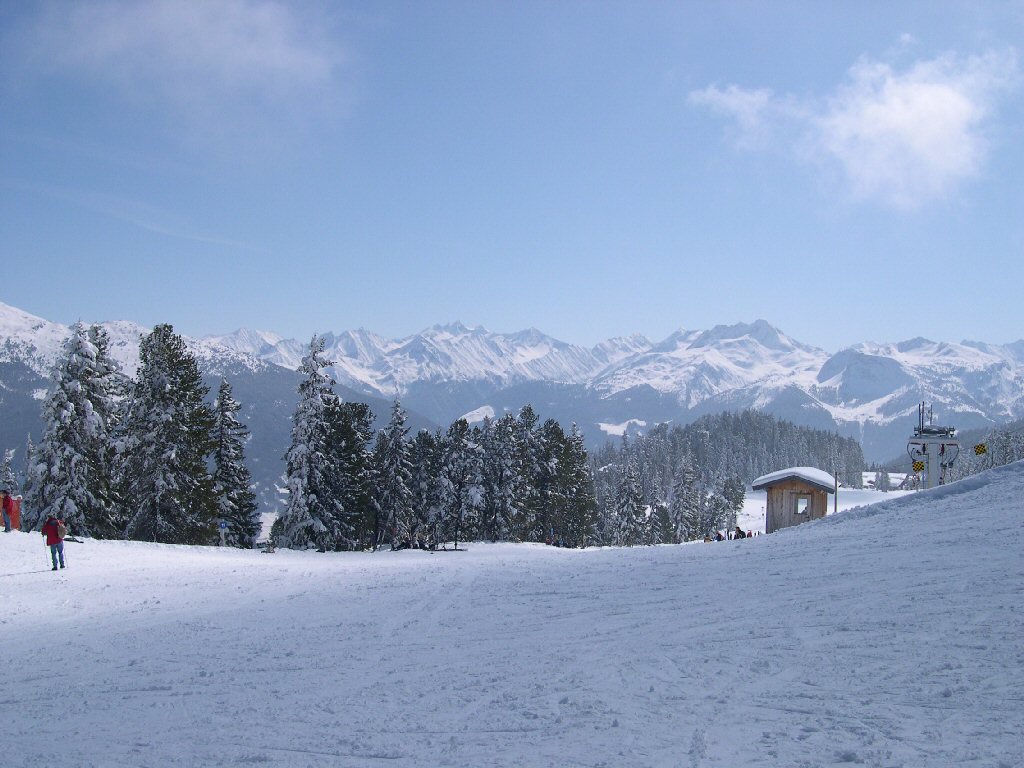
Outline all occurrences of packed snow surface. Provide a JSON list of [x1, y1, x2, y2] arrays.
[[737, 485, 911, 534], [4, 464, 1023, 767]]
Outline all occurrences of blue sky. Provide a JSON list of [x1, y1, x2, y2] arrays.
[[1, 1, 1021, 351]]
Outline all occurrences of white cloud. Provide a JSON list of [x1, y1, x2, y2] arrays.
[[692, 49, 1018, 208], [688, 85, 780, 150], [815, 51, 1016, 207], [18, 0, 348, 146]]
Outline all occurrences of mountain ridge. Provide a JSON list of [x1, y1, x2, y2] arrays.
[[3, 300, 1023, 468]]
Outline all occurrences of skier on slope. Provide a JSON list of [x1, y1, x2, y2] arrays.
[[734, 526, 746, 539], [41, 514, 66, 570]]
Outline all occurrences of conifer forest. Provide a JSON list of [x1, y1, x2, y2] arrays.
[[8, 324, 886, 549]]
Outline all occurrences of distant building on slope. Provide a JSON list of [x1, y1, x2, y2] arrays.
[[752, 466, 836, 534]]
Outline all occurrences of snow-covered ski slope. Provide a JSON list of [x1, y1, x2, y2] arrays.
[[4, 465, 1022, 767]]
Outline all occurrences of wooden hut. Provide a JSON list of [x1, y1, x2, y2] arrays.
[[752, 467, 835, 534]]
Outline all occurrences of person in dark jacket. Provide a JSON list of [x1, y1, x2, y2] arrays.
[[41, 515, 66, 570], [0, 488, 13, 532], [734, 525, 746, 539]]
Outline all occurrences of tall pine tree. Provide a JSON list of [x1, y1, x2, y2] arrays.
[[276, 336, 345, 551], [438, 419, 483, 549], [670, 455, 704, 542], [480, 414, 522, 542], [512, 405, 542, 540], [121, 324, 216, 544], [409, 429, 443, 548], [556, 424, 597, 548], [0, 450, 18, 496], [25, 323, 122, 537], [615, 452, 646, 546], [211, 379, 260, 548], [328, 399, 375, 549], [371, 400, 414, 550]]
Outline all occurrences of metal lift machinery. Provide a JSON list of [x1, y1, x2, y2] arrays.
[[907, 402, 960, 489]]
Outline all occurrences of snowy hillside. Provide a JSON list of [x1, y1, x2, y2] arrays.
[[4, 462, 1022, 767], [0, 301, 80, 376]]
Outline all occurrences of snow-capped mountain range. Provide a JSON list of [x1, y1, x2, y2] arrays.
[[3, 300, 1023, 478], [206, 316, 1024, 457], [0, 305, 272, 380]]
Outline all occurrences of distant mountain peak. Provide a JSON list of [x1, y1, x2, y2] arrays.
[[690, 319, 794, 350], [428, 321, 476, 335], [508, 327, 550, 342], [896, 337, 935, 353]]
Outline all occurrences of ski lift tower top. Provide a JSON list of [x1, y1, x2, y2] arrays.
[[906, 402, 960, 489]]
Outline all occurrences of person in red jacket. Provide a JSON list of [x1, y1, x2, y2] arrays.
[[41, 514, 66, 570], [1, 488, 14, 532]]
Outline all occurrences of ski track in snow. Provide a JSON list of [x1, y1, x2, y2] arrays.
[[3, 465, 1023, 767]]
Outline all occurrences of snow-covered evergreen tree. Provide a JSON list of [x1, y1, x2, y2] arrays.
[[0, 449, 18, 496], [409, 429, 443, 548], [532, 419, 565, 542], [328, 399, 375, 549], [121, 324, 217, 544], [874, 469, 891, 492], [590, 451, 619, 546], [276, 336, 345, 551], [19, 435, 40, 531], [704, 493, 731, 538], [468, 425, 486, 541], [557, 423, 596, 548], [438, 419, 483, 549], [480, 414, 522, 542], [211, 379, 260, 548], [371, 400, 414, 550], [511, 405, 542, 540], [670, 456, 704, 542], [25, 323, 122, 537], [645, 502, 668, 545], [614, 453, 645, 546], [720, 474, 745, 530], [88, 324, 130, 416]]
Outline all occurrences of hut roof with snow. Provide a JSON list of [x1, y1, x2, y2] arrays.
[[752, 466, 836, 494]]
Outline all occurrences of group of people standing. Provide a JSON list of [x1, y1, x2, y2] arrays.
[[1, 487, 67, 571], [706, 526, 759, 542]]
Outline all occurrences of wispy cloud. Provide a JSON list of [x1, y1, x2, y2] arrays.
[[688, 85, 783, 151], [4, 178, 256, 251], [11, 0, 349, 148], [691, 48, 1019, 208]]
